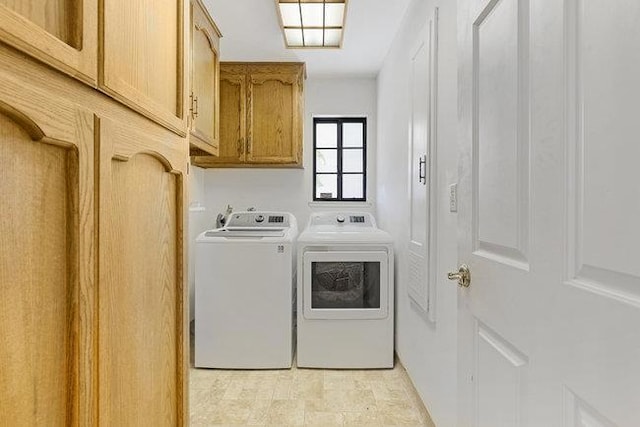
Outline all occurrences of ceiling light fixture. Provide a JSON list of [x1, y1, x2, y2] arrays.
[[276, 0, 348, 48]]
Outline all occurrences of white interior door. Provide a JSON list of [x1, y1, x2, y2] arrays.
[[408, 10, 439, 320], [456, 0, 640, 425]]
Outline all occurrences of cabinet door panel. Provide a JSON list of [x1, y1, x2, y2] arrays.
[[190, 0, 220, 154], [0, 0, 97, 83], [101, 0, 186, 135], [0, 95, 95, 426], [99, 119, 187, 426], [194, 65, 246, 165], [247, 71, 302, 164]]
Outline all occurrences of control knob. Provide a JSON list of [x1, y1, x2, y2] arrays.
[[336, 215, 346, 223]]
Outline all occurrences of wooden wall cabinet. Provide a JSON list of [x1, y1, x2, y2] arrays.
[[189, 0, 221, 156], [100, 0, 187, 135], [0, 0, 189, 136], [0, 0, 98, 84], [193, 62, 305, 168]]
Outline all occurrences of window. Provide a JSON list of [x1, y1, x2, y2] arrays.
[[313, 117, 367, 201]]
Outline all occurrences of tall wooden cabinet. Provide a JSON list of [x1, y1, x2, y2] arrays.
[[189, 0, 222, 156], [0, 4, 189, 426], [193, 62, 305, 168]]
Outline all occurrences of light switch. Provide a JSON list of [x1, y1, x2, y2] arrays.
[[449, 183, 458, 212]]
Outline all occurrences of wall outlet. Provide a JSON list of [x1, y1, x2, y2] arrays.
[[449, 183, 458, 212]]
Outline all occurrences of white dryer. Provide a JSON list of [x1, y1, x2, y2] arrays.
[[297, 212, 394, 368], [195, 211, 297, 369]]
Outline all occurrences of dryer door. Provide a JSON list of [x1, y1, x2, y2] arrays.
[[303, 251, 388, 320]]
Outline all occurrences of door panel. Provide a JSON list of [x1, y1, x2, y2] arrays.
[[568, 0, 640, 293], [0, 113, 74, 425], [99, 119, 187, 426], [205, 65, 246, 164], [0, 0, 97, 84], [248, 75, 296, 163], [192, 28, 216, 143], [190, 0, 220, 153], [474, 0, 529, 268], [476, 322, 527, 427], [0, 93, 95, 426], [408, 10, 438, 319], [101, 0, 186, 134], [465, 0, 531, 257], [458, 0, 640, 425]]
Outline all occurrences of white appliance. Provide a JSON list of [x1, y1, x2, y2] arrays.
[[195, 211, 298, 369], [297, 212, 394, 368]]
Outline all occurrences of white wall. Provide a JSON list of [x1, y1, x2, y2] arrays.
[[376, 0, 459, 425]]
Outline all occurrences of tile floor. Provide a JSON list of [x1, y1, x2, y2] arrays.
[[190, 356, 436, 426]]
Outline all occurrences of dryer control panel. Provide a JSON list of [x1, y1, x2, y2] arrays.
[[308, 212, 376, 228]]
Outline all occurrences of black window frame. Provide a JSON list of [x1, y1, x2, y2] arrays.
[[313, 117, 367, 202]]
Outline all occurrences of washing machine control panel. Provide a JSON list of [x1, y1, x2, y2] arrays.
[[226, 212, 291, 228]]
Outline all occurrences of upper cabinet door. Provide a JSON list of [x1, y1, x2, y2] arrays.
[[246, 64, 303, 165], [100, 0, 187, 135], [0, 0, 98, 84], [190, 0, 221, 155], [209, 63, 246, 164]]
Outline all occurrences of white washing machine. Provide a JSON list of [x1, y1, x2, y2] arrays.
[[195, 211, 297, 369], [297, 212, 394, 368]]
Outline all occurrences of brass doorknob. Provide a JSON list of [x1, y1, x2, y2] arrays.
[[447, 264, 471, 288]]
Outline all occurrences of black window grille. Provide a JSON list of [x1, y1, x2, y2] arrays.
[[313, 117, 367, 201]]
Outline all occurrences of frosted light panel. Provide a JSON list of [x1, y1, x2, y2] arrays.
[[316, 150, 338, 172], [300, 3, 324, 27], [324, 29, 342, 47], [343, 122, 364, 147], [324, 3, 345, 27], [316, 123, 338, 147], [343, 174, 364, 199], [303, 29, 324, 46], [316, 175, 338, 199], [342, 149, 364, 173], [279, 3, 302, 27], [284, 28, 304, 47], [277, 1, 346, 48]]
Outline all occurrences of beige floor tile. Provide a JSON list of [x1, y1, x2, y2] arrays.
[[377, 400, 424, 426], [201, 399, 253, 425], [292, 377, 325, 399], [304, 410, 345, 426], [324, 389, 377, 412], [265, 399, 305, 425], [273, 378, 294, 399], [247, 399, 272, 425], [342, 408, 382, 426], [324, 377, 358, 390]]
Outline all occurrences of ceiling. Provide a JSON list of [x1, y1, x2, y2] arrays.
[[202, 0, 413, 78]]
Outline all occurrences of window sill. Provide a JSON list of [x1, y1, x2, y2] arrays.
[[308, 201, 373, 208]]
